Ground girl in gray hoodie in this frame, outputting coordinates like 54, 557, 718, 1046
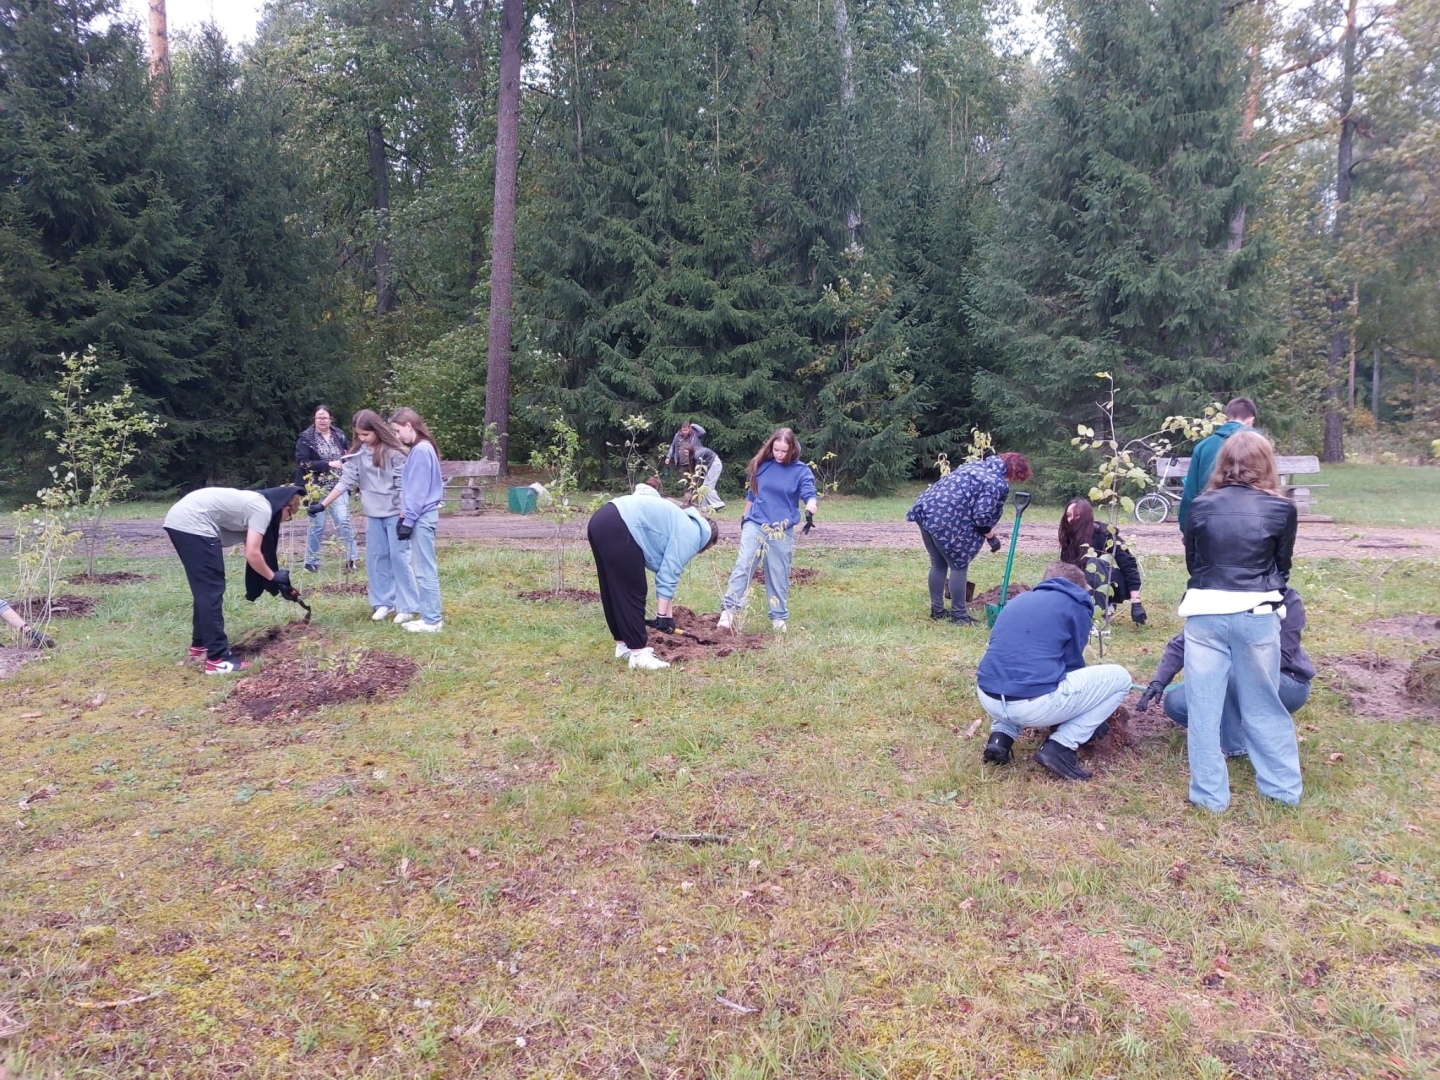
312, 410, 420, 623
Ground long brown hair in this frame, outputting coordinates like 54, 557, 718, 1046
1206, 429, 1281, 496
1058, 498, 1095, 565
388, 407, 438, 452
353, 409, 407, 468
747, 428, 801, 495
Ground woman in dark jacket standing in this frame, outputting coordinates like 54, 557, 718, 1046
1177, 429, 1301, 813
906, 452, 1031, 625
1058, 498, 1146, 624
295, 404, 358, 573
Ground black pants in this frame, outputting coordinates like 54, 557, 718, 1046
586, 502, 649, 650
166, 528, 230, 660
920, 527, 969, 620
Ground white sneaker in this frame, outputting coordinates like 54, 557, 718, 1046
614, 641, 632, 659
405, 620, 443, 633
371, 606, 393, 621
392, 611, 417, 624
771, 619, 787, 633
628, 647, 670, 671
717, 609, 734, 630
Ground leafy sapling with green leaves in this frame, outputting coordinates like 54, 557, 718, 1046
46, 348, 163, 578
531, 418, 607, 596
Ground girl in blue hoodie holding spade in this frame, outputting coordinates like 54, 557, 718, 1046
716, 427, 818, 633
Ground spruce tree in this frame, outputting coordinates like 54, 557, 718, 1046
973, 0, 1271, 469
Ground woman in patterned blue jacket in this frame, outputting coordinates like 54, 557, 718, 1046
906, 452, 1031, 625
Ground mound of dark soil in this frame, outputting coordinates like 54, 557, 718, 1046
1363, 614, 1440, 640
647, 605, 769, 662
231, 619, 322, 659
1080, 706, 1134, 758
970, 582, 1030, 607
311, 582, 369, 595
1320, 653, 1440, 723
1404, 648, 1440, 708
752, 567, 819, 587
68, 571, 149, 585
226, 636, 419, 721
18, 594, 97, 619
518, 588, 603, 603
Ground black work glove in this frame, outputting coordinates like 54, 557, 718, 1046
646, 615, 677, 634
1131, 601, 1147, 626
23, 626, 56, 649
1136, 682, 1164, 713
802, 510, 815, 535
307, 500, 325, 517
987, 534, 1002, 553
268, 567, 292, 597
396, 521, 414, 541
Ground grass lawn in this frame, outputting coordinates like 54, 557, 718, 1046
1, 536, 1437, 1078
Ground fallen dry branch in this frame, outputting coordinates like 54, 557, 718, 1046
651, 831, 731, 845
73, 990, 166, 1010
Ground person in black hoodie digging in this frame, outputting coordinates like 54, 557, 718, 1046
974, 561, 1132, 781
162, 486, 308, 673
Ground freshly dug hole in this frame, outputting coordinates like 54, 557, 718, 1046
226, 635, 419, 721
647, 605, 769, 662
18, 594, 97, 619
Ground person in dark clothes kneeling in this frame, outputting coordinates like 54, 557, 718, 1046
586, 492, 720, 671
975, 561, 1131, 781
163, 486, 306, 674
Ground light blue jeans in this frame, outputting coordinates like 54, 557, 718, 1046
366, 515, 419, 614
721, 520, 794, 620
305, 495, 358, 567
977, 664, 1131, 749
405, 508, 442, 625
1165, 673, 1311, 755
1182, 612, 1302, 812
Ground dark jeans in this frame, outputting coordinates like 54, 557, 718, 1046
166, 527, 231, 660
586, 502, 649, 650
920, 527, 969, 619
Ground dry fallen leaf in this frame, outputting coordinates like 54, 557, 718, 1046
1369, 869, 1403, 887
1328, 752, 1345, 763
1312, 995, 1329, 1016
398, 857, 411, 880
87, 693, 106, 709
1166, 858, 1189, 885
464, 847, 481, 859
958, 897, 976, 910
18, 712, 42, 720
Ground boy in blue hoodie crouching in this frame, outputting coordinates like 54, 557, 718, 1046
974, 561, 1131, 781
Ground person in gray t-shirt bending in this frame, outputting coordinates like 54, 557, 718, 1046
163, 486, 304, 673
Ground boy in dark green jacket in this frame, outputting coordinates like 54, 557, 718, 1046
1177, 397, 1256, 534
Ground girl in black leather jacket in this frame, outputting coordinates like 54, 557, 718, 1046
1176, 430, 1301, 813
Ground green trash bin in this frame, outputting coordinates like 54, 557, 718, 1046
507, 486, 538, 515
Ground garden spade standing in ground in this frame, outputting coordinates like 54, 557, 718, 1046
985, 491, 1032, 628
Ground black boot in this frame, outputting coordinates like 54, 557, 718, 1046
1082, 721, 1110, 746
930, 606, 947, 621
1035, 738, 1093, 781
982, 732, 1014, 765
952, 610, 978, 627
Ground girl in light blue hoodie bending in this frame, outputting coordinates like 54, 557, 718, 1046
390, 407, 445, 633
716, 427, 817, 633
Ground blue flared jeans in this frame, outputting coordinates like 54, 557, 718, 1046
721, 520, 794, 621
1182, 611, 1303, 812
366, 515, 419, 615
405, 508, 442, 625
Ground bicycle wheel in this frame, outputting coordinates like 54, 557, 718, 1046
1134, 493, 1169, 525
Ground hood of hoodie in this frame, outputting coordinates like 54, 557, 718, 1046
1030, 576, 1095, 612
244, 486, 302, 601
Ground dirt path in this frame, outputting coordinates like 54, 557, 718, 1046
18, 515, 1440, 561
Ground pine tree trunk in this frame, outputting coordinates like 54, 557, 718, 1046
832, 0, 861, 246
368, 124, 395, 316
1322, 0, 1359, 465
484, 0, 523, 471
148, 0, 168, 79
1227, 2, 1262, 252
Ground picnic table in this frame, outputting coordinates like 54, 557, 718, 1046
439, 459, 500, 512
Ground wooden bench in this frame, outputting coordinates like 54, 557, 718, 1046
1151, 454, 1329, 519
439, 459, 500, 512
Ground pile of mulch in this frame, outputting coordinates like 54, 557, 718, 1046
18, 595, 97, 619
1319, 653, 1440, 723
311, 582, 369, 596
752, 567, 819, 587
67, 571, 149, 586
1362, 614, 1440, 640
970, 582, 1030, 607
647, 605, 769, 662
518, 588, 603, 603
224, 630, 419, 721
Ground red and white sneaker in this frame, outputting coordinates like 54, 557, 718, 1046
188, 646, 206, 660
204, 657, 251, 675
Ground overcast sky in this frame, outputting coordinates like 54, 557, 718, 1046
120, 0, 266, 46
